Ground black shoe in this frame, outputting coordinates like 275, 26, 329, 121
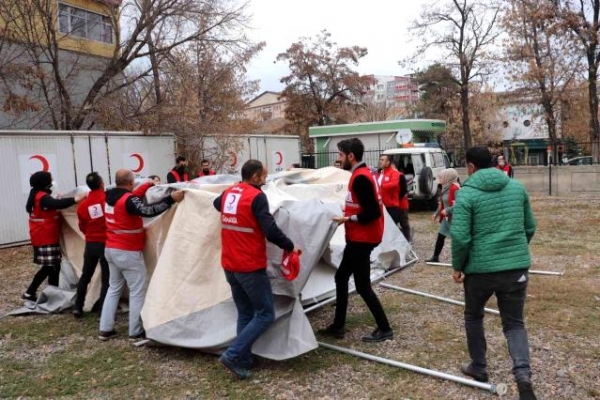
73, 308, 83, 319
318, 324, 345, 339
219, 355, 250, 380
361, 328, 393, 342
460, 363, 489, 382
98, 330, 118, 341
128, 331, 146, 342
21, 292, 37, 302
517, 381, 537, 400
426, 256, 440, 263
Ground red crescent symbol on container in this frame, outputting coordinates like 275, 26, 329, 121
29, 154, 50, 172
229, 152, 237, 167
275, 151, 283, 166
129, 153, 144, 173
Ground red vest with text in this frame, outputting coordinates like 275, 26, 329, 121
29, 191, 61, 246
171, 170, 189, 182
105, 193, 145, 251
379, 167, 400, 208
77, 189, 107, 243
220, 183, 267, 272
344, 166, 384, 244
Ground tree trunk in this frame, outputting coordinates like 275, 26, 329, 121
460, 84, 472, 150
587, 56, 600, 163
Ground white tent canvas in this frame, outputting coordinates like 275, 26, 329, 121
7, 167, 414, 361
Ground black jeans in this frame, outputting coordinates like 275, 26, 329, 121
74, 242, 109, 313
333, 242, 391, 331
27, 264, 60, 295
464, 269, 532, 383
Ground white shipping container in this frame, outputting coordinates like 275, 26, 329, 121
202, 135, 301, 175
0, 131, 175, 247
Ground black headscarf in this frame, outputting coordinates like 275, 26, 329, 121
26, 171, 52, 214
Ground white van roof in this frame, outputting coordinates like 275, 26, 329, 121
383, 147, 447, 155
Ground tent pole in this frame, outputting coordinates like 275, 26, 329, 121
426, 262, 564, 276
304, 257, 419, 314
379, 283, 500, 315
318, 342, 508, 396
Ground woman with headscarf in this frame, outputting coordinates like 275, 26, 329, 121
23, 171, 85, 302
427, 168, 461, 263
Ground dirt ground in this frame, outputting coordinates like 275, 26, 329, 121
0, 196, 599, 399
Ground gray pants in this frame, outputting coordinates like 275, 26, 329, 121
100, 248, 147, 337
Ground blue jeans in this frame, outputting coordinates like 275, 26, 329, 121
464, 269, 532, 383
223, 269, 275, 369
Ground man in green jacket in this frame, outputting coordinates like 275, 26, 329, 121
451, 147, 537, 400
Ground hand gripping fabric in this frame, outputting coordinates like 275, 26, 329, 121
281, 250, 301, 281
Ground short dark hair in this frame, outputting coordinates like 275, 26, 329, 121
148, 175, 159, 180
176, 155, 186, 163
201, 159, 209, 165
466, 146, 493, 169
241, 159, 264, 181
86, 172, 103, 190
337, 138, 364, 162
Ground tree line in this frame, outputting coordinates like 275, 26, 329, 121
0, 0, 598, 161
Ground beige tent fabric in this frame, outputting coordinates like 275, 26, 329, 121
141, 189, 230, 331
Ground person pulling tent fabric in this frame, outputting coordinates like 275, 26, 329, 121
23, 171, 86, 302
426, 168, 460, 263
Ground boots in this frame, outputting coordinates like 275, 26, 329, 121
427, 234, 446, 263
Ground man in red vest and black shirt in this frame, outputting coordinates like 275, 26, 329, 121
23, 171, 86, 302
378, 154, 412, 243
197, 159, 216, 177
213, 159, 298, 379
320, 138, 394, 343
166, 155, 189, 183
99, 169, 184, 341
73, 172, 109, 318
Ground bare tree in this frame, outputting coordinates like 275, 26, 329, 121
0, 0, 252, 130
502, 0, 583, 156
560, 0, 600, 162
409, 0, 501, 149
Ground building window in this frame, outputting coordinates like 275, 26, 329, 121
58, 3, 114, 44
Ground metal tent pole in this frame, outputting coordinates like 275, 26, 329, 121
318, 342, 508, 396
426, 262, 564, 276
379, 283, 500, 315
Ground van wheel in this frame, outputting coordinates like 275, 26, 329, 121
419, 167, 434, 196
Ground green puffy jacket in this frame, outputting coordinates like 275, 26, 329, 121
451, 168, 536, 274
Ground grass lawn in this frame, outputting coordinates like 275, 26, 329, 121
1, 196, 599, 399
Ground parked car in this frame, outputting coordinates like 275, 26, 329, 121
383, 146, 450, 210
565, 156, 593, 165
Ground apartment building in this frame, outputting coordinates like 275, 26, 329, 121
243, 91, 288, 133
365, 75, 419, 108
0, 0, 121, 128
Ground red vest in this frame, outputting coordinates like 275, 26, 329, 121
220, 183, 267, 272
29, 191, 61, 246
105, 193, 145, 251
344, 166, 384, 244
77, 189, 107, 243
170, 170, 188, 182
497, 164, 511, 176
379, 167, 400, 208
198, 170, 215, 177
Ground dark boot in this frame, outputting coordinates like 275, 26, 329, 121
427, 234, 446, 262
517, 381, 537, 400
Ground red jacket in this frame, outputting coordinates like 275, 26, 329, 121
29, 191, 60, 246
345, 167, 384, 244
219, 183, 267, 272
105, 182, 152, 251
77, 189, 107, 243
497, 164, 513, 177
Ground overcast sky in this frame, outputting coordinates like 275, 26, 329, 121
245, 0, 430, 94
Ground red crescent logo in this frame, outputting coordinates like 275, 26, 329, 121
275, 151, 283, 166
29, 154, 50, 172
229, 151, 238, 167
129, 153, 144, 173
